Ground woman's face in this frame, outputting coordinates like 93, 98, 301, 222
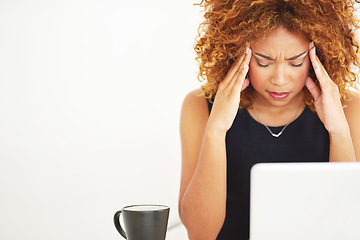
248, 27, 311, 108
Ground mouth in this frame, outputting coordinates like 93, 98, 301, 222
267, 91, 290, 100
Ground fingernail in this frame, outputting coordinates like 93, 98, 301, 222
246, 47, 249, 54
313, 47, 316, 55
310, 41, 314, 49
243, 63, 248, 69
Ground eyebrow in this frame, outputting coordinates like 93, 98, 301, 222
254, 51, 308, 61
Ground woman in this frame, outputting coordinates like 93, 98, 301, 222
179, 0, 360, 239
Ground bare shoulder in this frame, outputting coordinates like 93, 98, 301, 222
182, 88, 208, 110
179, 88, 210, 161
343, 91, 360, 120
181, 88, 209, 123
343, 91, 360, 161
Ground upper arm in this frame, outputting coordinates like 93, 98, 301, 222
343, 92, 360, 161
178, 88, 210, 213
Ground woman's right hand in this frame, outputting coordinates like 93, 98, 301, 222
206, 47, 252, 133
179, 47, 252, 239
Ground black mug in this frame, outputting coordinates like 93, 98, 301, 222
113, 204, 170, 240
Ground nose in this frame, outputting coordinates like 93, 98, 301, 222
270, 64, 289, 86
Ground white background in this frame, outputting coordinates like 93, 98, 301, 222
0, 0, 203, 239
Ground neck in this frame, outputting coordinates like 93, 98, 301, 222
253, 91, 305, 114
249, 92, 306, 127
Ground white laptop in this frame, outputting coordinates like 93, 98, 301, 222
249, 162, 360, 240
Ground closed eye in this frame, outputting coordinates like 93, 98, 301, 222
291, 62, 303, 67
257, 62, 270, 68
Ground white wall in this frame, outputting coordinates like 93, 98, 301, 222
0, 0, 203, 239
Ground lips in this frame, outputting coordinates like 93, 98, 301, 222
268, 91, 290, 100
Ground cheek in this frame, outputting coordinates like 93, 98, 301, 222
248, 67, 260, 88
295, 62, 310, 86
248, 60, 264, 85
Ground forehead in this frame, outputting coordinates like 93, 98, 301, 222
251, 27, 309, 55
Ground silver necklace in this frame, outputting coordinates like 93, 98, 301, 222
252, 104, 302, 138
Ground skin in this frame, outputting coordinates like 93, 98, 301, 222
247, 28, 310, 126
179, 27, 360, 239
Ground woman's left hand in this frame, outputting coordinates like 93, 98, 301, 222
305, 42, 349, 134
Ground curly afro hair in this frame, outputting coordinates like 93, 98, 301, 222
195, 0, 360, 109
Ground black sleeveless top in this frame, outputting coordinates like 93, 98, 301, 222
206, 101, 330, 240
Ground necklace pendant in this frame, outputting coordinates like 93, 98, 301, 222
252, 105, 298, 138
272, 132, 282, 138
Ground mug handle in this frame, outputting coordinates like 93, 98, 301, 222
113, 210, 127, 239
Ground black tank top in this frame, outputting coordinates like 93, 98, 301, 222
206, 101, 330, 240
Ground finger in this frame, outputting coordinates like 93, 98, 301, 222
305, 76, 321, 102
231, 49, 252, 92
222, 48, 247, 87
308, 43, 331, 89
241, 78, 250, 91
